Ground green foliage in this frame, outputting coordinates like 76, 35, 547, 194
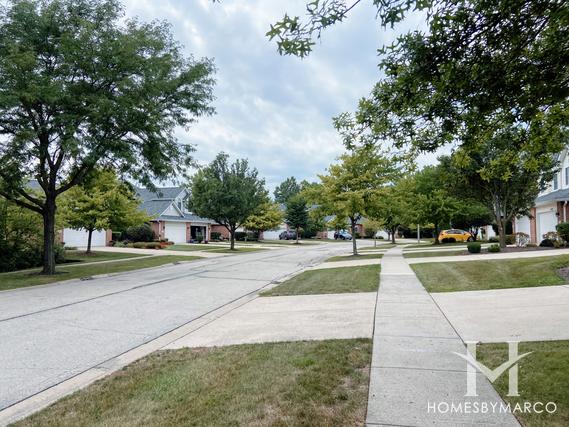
273, 177, 301, 204
0, 0, 215, 273
467, 242, 481, 254
284, 196, 309, 240
0, 197, 65, 272
244, 202, 283, 233
556, 222, 569, 243
189, 153, 267, 249
307, 146, 402, 252
210, 232, 222, 241
60, 170, 149, 250
124, 224, 155, 243
488, 244, 501, 253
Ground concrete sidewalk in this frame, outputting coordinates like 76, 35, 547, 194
366, 247, 519, 426
165, 292, 376, 348
433, 285, 569, 343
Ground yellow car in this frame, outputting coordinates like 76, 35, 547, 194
438, 229, 474, 243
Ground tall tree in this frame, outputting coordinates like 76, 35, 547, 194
274, 177, 301, 204
243, 201, 284, 239
189, 153, 267, 250
412, 166, 461, 244
60, 170, 149, 253
0, 0, 215, 274
442, 136, 553, 247
284, 195, 309, 244
307, 147, 401, 255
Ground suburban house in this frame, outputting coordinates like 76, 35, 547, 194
137, 187, 214, 244
514, 148, 569, 243
61, 186, 214, 247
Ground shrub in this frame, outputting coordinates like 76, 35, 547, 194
144, 242, 162, 249
488, 244, 501, 252
377, 235, 385, 240
467, 242, 481, 253
132, 242, 146, 248
354, 232, 361, 239
527, 243, 538, 248
234, 231, 247, 241
488, 236, 499, 243
556, 222, 569, 243
539, 239, 555, 247
211, 231, 222, 241
196, 233, 204, 243
112, 232, 122, 242
124, 224, 155, 242
505, 234, 515, 245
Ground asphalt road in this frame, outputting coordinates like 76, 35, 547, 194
0, 241, 356, 411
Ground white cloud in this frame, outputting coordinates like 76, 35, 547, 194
123, 1, 435, 192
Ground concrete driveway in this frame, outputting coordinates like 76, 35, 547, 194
432, 284, 569, 342
0, 241, 362, 412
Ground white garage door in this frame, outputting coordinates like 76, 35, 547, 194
516, 216, 531, 235
164, 221, 187, 243
538, 211, 557, 240
63, 228, 106, 248
262, 228, 287, 240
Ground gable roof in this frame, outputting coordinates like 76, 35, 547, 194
536, 188, 569, 205
136, 187, 185, 203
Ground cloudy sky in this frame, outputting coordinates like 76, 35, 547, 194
123, 0, 432, 192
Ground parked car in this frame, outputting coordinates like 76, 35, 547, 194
279, 230, 297, 240
438, 229, 473, 243
334, 230, 353, 240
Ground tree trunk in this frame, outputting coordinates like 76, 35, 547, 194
391, 227, 396, 244
296, 227, 299, 244
86, 228, 94, 254
230, 227, 236, 250
497, 219, 507, 248
351, 219, 358, 255
433, 223, 440, 244
42, 197, 57, 275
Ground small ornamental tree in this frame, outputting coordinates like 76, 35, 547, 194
0, 0, 215, 274
189, 153, 267, 250
60, 170, 149, 253
284, 195, 309, 244
307, 147, 401, 255
243, 201, 284, 239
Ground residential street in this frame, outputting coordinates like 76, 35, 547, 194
0, 242, 355, 411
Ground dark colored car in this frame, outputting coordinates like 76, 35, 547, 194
279, 230, 297, 240
334, 230, 353, 240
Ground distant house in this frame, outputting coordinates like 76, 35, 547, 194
137, 187, 214, 244
514, 148, 569, 243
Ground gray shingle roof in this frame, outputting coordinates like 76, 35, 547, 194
136, 187, 185, 202
535, 188, 569, 204
139, 200, 173, 217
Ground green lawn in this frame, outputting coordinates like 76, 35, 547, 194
412, 255, 569, 292
360, 244, 396, 251
0, 255, 198, 291
15, 339, 372, 427
404, 242, 475, 250
403, 250, 466, 258
207, 247, 266, 253
166, 245, 264, 253
63, 250, 145, 263
326, 253, 383, 262
261, 264, 380, 296
478, 340, 569, 427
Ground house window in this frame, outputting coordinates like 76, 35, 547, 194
565, 167, 569, 186
553, 174, 559, 190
